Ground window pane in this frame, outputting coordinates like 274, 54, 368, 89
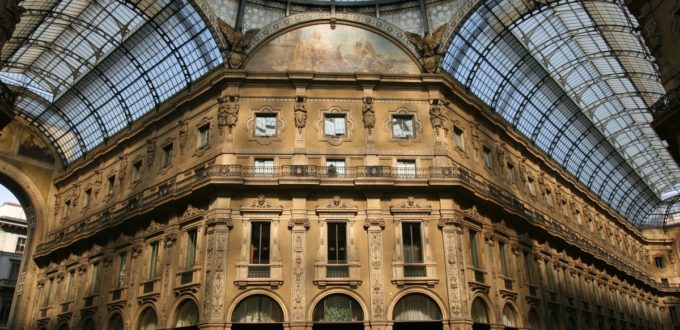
469, 230, 480, 268
327, 222, 347, 263
250, 222, 270, 264
254, 159, 274, 176
186, 230, 197, 267
117, 254, 126, 288
326, 159, 346, 177
149, 243, 158, 279
397, 160, 416, 178
324, 115, 346, 136
402, 222, 423, 263
393, 115, 414, 138
255, 114, 277, 136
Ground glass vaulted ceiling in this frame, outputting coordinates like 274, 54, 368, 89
443, 0, 680, 228
0, 0, 222, 163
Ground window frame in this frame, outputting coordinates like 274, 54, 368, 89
254, 158, 275, 177
324, 113, 347, 137
162, 143, 174, 168
326, 159, 346, 177
453, 126, 464, 150
254, 113, 278, 137
197, 123, 211, 148
107, 175, 116, 196
392, 114, 415, 139
396, 159, 417, 179
14, 237, 26, 253
482, 146, 493, 169
132, 160, 143, 181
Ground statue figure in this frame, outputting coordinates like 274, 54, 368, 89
218, 19, 259, 69
405, 24, 447, 73
218, 96, 239, 133
294, 96, 306, 132
429, 99, 446, 132
178, 120, 188, 150
146, 138, 155, 167
118, 156, 127, 181
0, 0, 24, 60
362, 97, 375, 134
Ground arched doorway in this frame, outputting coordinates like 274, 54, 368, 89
108, 313, 124, 330
138, 307, 158, 330
79, 318, 96, 330
471, 298, 491, 330
502, 304, 519, 330
312, 294, 363, 330
527, 309, 542, 330
175, 299, 199, 329
392, 293, 443, 330
566, 315, 577, 330
231, 294, 284, 330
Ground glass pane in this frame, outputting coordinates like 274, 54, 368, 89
393, 294, 442, 321
255, 114, 277, 136
324, 115, 346, 136
186, 230, 197, 267
175, 300, 199, 327
396, 160, 416, 178
327, 222, 347, 263
392, 115, 414, 138
250, 222, 270, 264
402, 222, 423, 263
232, 295, 283, 323
313, 294, 363, 322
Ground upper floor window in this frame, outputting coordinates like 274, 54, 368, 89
402, 222, 425, 277
396, 160, 416, 178
64, 199, 72, 217
655, 256, 666, 269
198, 124, 210, 148
483, 146, 493, 168
133, 160, 142, 181
15, 237, 26, 253
9, 261, 20, 281
249, 221, 271, 278
117, 253, 127, 288
185, 229, 197, 268
162, 143, 174, 168
523, 252, 534, 285
90, 263, 99, 295
392, 115, 414, 138
527, 176, 536, 196
148, 242, 159, 280
327, 222, 347, 265
326, 159, 346, 177
506, 163, 515, 183
254, 158, 274, 177
324, 114, 346, 137
83, 188, 91, 208
107, 175, 116, 195
453, 126, 464, 150
66, 271, 74, 300
255, 113, 277, 137
499, 241, 510, 278
545, 189, 553, 207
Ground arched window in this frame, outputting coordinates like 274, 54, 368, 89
393, 293, 442, 330
232, 295, 284, 323
109, 314, 124, 330
175, 300, 199, 327
528, 309, 542, 330
471, 298, 490, 330
79, 318, 95, 330
138, 308, 158, 330
58, 324, 69, 330
502, 304, 519, 329
313, 294, 363, 322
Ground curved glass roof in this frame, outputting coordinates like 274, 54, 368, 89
1, 0, 223, 163
442, 0, 680, 227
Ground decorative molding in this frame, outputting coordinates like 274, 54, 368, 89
246, 106, 284, 145
178, 204, 206, 224
384, 107, 424, 146
314, 105, 355, 146
390, 196, 432, 214
316, 196, 359, 215
294, 95, 307, 133
218, 95, 239, 134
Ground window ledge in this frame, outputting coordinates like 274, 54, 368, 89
313, 278, 362, 289
234, 278, 283, 289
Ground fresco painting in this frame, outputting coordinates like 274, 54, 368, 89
246, 24, 421, 74
0, 122, 18, 152
18, 130, 55, 164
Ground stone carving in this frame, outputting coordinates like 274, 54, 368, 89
368, 228, 385, 319
294, 96, 307, 132
401, 196, 426, 208
251, 195, 272, 208
291, 230, 305, 320
203, 233, 215, 318
326, 195, 347, 208
178, 120, 188, 151
641, 15, 665, 72
53, 193, 61, 215
181, 204, 205, 219
146, 139, 155, 167
429, 99, 447, 132
443, 230, 463, 317
0, 0, 24, 60
362, 97, 375, 134
118, 156, 127, 181
218, 96, 239, 134
212, 233, 226, 318
93, 169, 102, 195
405, 24, 447, 73
218, 19, 259, 68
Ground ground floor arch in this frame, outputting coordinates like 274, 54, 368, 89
231, 294, 285, 330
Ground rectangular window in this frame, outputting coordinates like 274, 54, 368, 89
254, 158, 274, 177
392, 115, 414, 138
162, 144, 174, 168
396, 160, 416, 178
324, 114, 346, 136
43, 278, 53, 306
527, 177, 536, 196
499, 241, 510, 277
90, 263, 99, 295
133, 160, 142, 181
506, 163, 515, 182
66, 271, 74, 300
255, 113, 277, 136
107, 176, 115, 195
670, 306, 680, 326
453, 127, 464, 149
83, 188, 91, 208
545, 189, 553, 206
186, 229, 197, 268
483, 146, 493, 168
9, 261, 20, 281
64, 200, 71, 217
469, 230, 481, 269
326, 159, 346, 177
15, 237, 26, 253
327, 222, 347, 264
560, 200, 568, 215
655, 256, 666, 269
198, 124, 210, 148
117, 253, 127, 288
523, 252, 533, 284
148, 242, 159, 280
402, 222, 425, 277
250, 222, 271, 264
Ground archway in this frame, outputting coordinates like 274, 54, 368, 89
138, 307, 158, 330
312, 294, 363, 330
174, 299, 199, 329
527, 309, 542, 330
502, 304, 519, 330
108, 313, 124, 330
79, 317, 96, 330
471, 298, 491, 330
565, 315, 577, 330
231, 294, 284, 330
392, 293, 443, 330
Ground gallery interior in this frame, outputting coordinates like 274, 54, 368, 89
0, 0, 680, 329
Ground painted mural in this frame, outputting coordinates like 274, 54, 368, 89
18, 130, 55, 164
246, 24, 421, 74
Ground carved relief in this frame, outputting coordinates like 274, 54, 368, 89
218, 96, 239, 134
368, 227, 385, 319
294, 96, 307, 132
429, 99, 447, 133
405, 24, 447, 73
291, 229, 306, 320
178, 120, 188, 152
251, 195, 272, 208
118, 156, 127, 182
146, 139, 156, 167
362, 97, 375, 134
218, 19, 259, 68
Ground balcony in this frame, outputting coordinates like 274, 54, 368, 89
247, 265, 271, 278
403, 264, 427, 277
174, 267, 201, 295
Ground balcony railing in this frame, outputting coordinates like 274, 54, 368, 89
404, 264, 427, 277
326, 265, 349, 278
247, 265, 270, 278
